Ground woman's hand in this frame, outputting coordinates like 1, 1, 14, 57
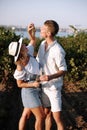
28, 23, 36, 39
27, 23, 36, 46
33, 81, 40, 88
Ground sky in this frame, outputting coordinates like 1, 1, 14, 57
0, 0, 87, 28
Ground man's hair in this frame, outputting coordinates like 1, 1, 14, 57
44, 20, 59, 36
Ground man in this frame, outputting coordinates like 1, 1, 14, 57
36, 20, 67, 130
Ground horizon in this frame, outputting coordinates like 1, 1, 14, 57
0, 0, 87, 29
1, 24, 87, 30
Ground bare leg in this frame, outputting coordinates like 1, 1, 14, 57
44, 108, 52, 130
31, 106, 45, 130
52, 111, 64, 130
19, 108, 31, 130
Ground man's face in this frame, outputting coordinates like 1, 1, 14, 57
40, 25, 49, 38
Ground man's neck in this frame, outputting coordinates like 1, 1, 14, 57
45, 37, 55, 51
46, 37, 55, 45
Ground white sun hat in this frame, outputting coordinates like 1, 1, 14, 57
8, 37, 23, 62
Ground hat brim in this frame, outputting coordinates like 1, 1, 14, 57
14, 37, 23, 62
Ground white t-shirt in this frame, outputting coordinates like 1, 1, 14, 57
14, 44, 39, 81
14, 56, 40, 81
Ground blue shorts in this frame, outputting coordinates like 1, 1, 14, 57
21, 87, 42, 108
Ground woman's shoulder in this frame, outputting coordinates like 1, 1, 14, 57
16, 65, 23, 71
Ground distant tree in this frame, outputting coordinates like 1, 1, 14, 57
69, 25, 78, 36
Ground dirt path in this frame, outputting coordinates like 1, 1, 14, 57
62, 82, 87, 130
0, 82, 87, 130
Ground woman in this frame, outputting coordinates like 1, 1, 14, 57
8, 24, 45, 130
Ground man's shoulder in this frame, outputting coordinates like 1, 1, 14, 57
53, 41, 66, 54
55, 41, 64, 49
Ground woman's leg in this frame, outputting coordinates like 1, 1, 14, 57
31, 106, 45, 130
19, 108, 31, 130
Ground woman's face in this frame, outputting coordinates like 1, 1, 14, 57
16, 44, 28, 66
20, 44, 28, 53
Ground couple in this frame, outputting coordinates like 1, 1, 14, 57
8, 20, 67, 130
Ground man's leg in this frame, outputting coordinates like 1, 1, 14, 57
44, 108, 52, 130
52, 111, 64, 130
40, 88, 52, 130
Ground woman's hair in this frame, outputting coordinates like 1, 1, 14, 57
44, 20, 59, 36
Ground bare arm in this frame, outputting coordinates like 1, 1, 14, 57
17, 79, 40, 88
40, 70, 67, 81
15, 61, 40, 88
27, 23, 36, 47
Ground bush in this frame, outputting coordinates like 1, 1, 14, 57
57, 32, 87, 82
0, 27, 19, 87
0, 27, 87, 89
